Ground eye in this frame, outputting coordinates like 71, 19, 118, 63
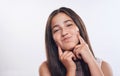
67, 24, 73, 27
53, 29, 60, 33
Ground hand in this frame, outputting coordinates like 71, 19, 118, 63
58, 45, 76, 72
73, 33, 95, 64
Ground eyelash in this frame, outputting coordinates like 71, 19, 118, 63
53, 29, 60, 33
53, 24, 73, 33
67, 24, 72, 27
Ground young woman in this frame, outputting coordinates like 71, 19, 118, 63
39, 7, 113, 76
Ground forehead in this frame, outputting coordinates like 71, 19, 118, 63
51, 12, 73, 26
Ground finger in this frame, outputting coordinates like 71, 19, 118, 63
73, 45, 82, 54
73, 45, 81, 52
72, 54, 77, 61
64, 52, 76, 60
77, 33, 85, 44
76, 53, 82, 59
61, 51, 69, 58
63, 52, 73, 59
74, 50, 82, 59
58, 45, 63, 57
70, 53, 77, 61
73, 45, 82, 59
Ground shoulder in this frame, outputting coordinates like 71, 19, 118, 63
101, 60, 113, 76
39, 61, 51, 76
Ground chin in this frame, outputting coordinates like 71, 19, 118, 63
63, 44, 76, 51
62, 41, 79, 51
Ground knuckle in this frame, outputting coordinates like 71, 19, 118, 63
69, 51, 72, 54
59, 56, 63, 61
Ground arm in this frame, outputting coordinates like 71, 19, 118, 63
87, 58, 104, 76
73, 33, 113, 76
58, 45, 76, 76
39, 61, 51, 76
101, 61, 113, 76
88, 59, 113, 76
39, 61, 76, 76
66, 69, 76, 76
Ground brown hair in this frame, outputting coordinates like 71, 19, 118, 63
45, 7, 95, 76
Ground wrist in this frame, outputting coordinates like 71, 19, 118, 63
86, 56, 95, 64
67, 68, 76, 72
66, 69, 76, 76
87, 58, 98, 68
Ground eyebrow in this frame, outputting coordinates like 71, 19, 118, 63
52, 19, 73, 30
52, 25, 59, 30
64, 19, 73, 23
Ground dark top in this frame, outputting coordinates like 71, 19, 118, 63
75, 60, 84, 76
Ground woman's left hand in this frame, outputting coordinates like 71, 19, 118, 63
73, 33, 95, 64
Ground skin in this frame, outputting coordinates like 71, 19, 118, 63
51, 12, 79, 51
39, 13, 113, 76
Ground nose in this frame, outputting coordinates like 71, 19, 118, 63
61, 28, 68, 37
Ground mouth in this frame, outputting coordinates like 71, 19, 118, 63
62, 36, 72, 42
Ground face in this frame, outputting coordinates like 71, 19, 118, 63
51, 12, 79, 51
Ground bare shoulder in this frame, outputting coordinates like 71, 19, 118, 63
101, 60, 113, 76
39, 61, 51, 76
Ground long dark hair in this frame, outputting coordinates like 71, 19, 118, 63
45, 7, 95, 76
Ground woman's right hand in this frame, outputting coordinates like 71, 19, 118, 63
58, 45, 76, 72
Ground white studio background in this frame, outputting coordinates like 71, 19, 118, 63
0, 0, 120, 76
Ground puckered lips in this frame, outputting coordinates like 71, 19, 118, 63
62, 36, 72, 42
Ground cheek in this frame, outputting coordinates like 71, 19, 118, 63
70, 25, 79, 34
53, 34, 61, 45
71, 29, 78, 36
70, 28, 79, 41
